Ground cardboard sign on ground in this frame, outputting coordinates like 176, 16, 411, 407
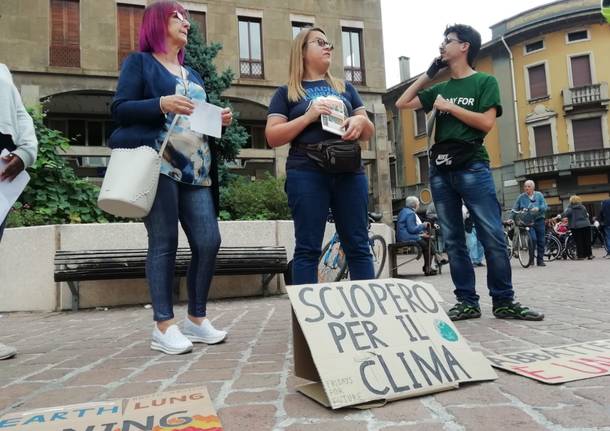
288, 278, 497, 409
0, 386, 222, 431
487, 339, 610, 384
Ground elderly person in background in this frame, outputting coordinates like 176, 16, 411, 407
561, 195, 593, 260
0, 63, 39, 360
397, 196, 442, 275
512, 180, 548, 266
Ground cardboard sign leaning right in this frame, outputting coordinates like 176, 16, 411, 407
288, 278, 497, 409
487, 339, 610, 383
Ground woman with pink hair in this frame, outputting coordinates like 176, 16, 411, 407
110, 1, 232, 355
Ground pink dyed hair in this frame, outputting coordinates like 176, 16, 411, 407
139, 0, 188, 64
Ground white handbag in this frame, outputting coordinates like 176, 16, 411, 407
97, 115, 179, 218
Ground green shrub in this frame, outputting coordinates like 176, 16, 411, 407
220, 174, 291, 220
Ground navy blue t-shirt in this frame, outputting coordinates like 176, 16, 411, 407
267, 80, 365, 170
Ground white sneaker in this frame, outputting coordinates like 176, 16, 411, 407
182, 318, 227, 344
0, 343, 16, 360
151, 324, 193, 355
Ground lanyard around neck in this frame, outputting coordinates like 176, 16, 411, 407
179, 66, 189, 98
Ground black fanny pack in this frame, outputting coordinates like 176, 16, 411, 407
300, 139, 361, 173
428, 139, 483, 171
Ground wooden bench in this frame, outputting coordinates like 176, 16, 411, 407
54, 246, 288, 311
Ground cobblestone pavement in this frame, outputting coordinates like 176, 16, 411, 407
1, 248, 609, 430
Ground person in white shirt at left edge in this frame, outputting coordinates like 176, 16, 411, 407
0, 63, 39, 360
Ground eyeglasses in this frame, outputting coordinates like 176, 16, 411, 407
307, 38, 334, 50
441, 37, 463, 46
171, 10, 190, 25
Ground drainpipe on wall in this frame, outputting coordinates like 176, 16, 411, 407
501, 36, 522, 156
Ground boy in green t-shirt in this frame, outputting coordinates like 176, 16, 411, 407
396, 24, 544, 322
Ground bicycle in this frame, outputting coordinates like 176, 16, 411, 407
545, 230, 577, 260
503, 208, 534, 268
318, 212, 387, 282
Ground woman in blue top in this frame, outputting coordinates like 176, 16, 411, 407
266, 27, 375, 285
110, 1, 232, 355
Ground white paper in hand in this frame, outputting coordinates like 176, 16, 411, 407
189, 100, 223, 138
0, 149, 31, 224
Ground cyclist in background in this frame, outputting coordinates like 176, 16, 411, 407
512, 180, 548, 267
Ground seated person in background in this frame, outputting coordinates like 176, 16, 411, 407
397, 196, 444, 276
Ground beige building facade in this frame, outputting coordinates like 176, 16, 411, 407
0, 0, 392, 222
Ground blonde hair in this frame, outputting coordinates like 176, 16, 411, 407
569, 195, 582, 205
287, 27, 345, 102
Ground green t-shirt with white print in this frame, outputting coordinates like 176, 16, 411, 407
418, 72, 502, 163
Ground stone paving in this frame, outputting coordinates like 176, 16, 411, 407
1, 248, 610, 430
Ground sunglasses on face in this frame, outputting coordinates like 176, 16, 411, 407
307, 38, 334, 50
171, 10, 190, 24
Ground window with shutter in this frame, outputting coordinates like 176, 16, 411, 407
533, 124, 553, 157
570, 55, 592, 88
117, 4, 144, 68
527, 64, 548, 99
49, 0, 80, 67
572, 118, 603, 151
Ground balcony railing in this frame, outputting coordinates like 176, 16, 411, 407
563, 82, 609, 111
515, 154, 559, 176
570, 148, 610, 169
514, 148, 610, 178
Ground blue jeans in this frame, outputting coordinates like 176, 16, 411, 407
429, 162, 514, 306
466, 227, 484, 264
286, 169, 374, 284
143, 175, 221, 322
529, 218, 546, 263
604, 226, 610, 253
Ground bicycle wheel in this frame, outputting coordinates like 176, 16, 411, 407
318, 239, 348, 282
517, 229, 533, 268
544, 234, 561, 262
369, 234, 387, 278
565, 235, 577, 260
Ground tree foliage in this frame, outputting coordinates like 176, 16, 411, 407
183, 18, 249, 166
7, 111, 111, 227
